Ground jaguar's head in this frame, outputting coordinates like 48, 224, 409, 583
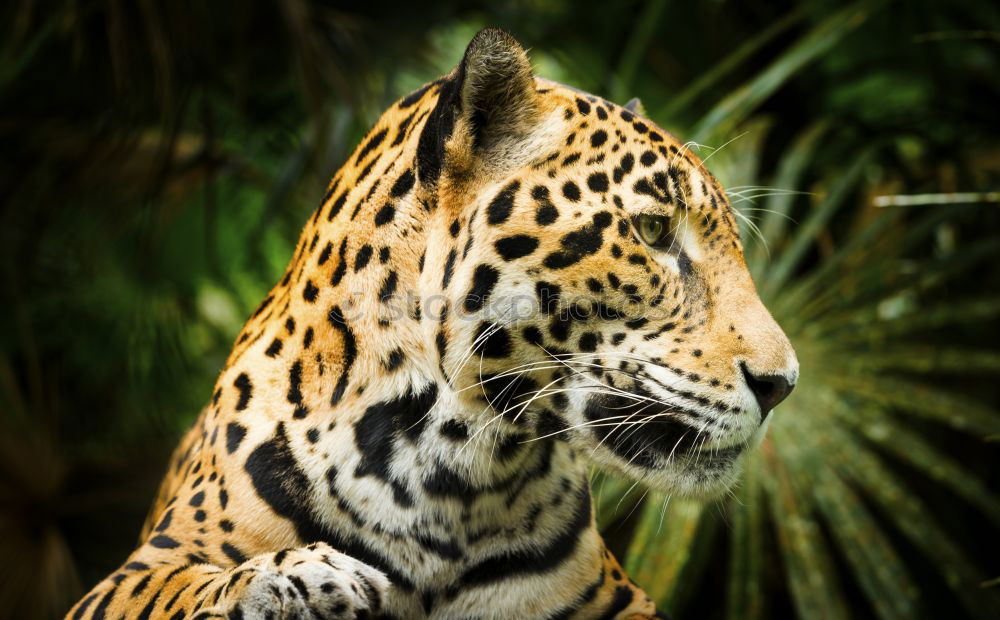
424, 29, 798, 497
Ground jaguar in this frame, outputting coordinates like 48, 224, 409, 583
68, 28, 798, 619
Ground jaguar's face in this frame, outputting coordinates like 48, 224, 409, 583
435, 33, 797, 497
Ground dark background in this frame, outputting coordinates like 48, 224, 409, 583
1, 1, 998, 618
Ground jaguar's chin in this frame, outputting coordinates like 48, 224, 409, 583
648, 416, 771, 498
652, 444, 748, 498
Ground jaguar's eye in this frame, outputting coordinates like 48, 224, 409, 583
634, 214, 672, 248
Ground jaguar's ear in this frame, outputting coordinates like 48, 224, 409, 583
624, 97, 647, 116
448, 29, 539, 168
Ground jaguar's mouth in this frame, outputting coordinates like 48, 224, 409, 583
581, 388, 752, 485
583, 392, 716, 467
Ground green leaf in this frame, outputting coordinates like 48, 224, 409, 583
658, 6, 806, 122
842, 408, 1000, 525
772, 208, 900, 316
828, 430, 1000, 617
691, 2, 880, 142
811, 468, 920, 619
764, 448, 851, 620
777, 205, 998, 325
800, 237, 1000, 328
747, 120, 831, 281
609, 0, 668, 103
593, 471, 644, 530
726, 456, 768, 620
624, 495, 706, 608
760, 146, 878, 299
826, 375, 1000, 437
852, 297, 1000, 339
0, 10, 61, 90
841, 348, 1000, 375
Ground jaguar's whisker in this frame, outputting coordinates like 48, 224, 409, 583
700, 131, 749, 164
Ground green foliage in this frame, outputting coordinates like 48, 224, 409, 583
1, 0, 998, 618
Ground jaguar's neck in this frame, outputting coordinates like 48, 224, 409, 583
340, 368, 590, 527
216, 79, 593, 544
310, 368, 598, 597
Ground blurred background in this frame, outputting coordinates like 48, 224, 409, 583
1, 0, 998, 618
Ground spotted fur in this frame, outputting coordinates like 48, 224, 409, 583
69, 29, 797, 620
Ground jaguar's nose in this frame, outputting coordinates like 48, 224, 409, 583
741, 363, 795, 418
